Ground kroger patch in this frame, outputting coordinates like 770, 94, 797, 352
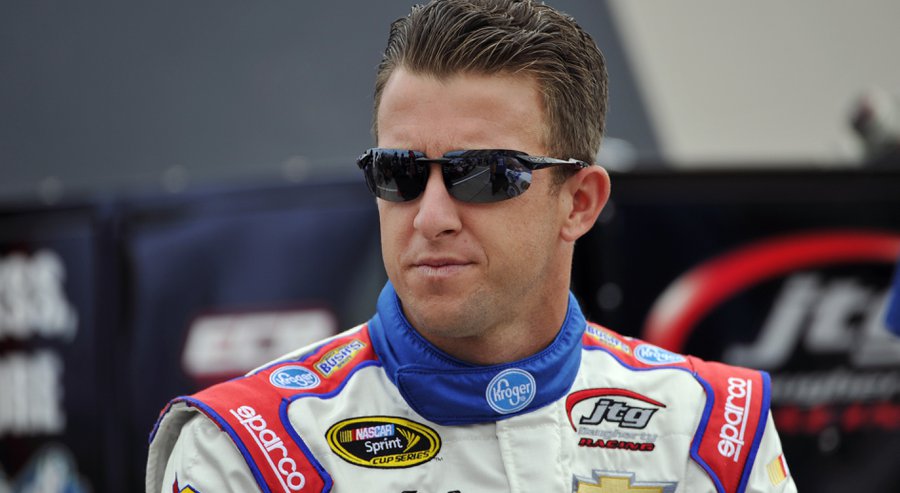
486, 368, 536, 414
269, 365, 321, 390
634, 344, 686, 366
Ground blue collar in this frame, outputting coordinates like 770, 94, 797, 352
367, 282, 585, 425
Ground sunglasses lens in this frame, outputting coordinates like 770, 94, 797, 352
363, 149, 428, 202
444, 151, 532, 203
359, 149, 544, 204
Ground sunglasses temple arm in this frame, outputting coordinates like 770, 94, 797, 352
525, 158, 590, 170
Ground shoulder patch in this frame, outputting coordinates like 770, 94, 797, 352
689, 357, 771, 493
583, 323, 692, 370
250, 325, 379, 396
583, 324, 632, 355
312, 338, 369, 378
161, 325, 379, 493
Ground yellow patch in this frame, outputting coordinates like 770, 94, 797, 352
573, 471, 676, 493
325, 416, 441, 468
767, 454, 790, 485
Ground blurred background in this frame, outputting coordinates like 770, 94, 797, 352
1, 0, 899, 491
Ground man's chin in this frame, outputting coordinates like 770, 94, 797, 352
401, 299, 481, 339
401, 273, 472, 301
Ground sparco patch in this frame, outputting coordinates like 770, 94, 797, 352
325, 416, 441, 469
717, 377, 752, 461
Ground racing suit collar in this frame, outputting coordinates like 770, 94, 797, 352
368, 282, 585, 425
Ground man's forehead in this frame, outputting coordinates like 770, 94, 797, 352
376, 68, 547, 153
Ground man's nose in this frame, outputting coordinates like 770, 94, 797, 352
413, 163, 462, 239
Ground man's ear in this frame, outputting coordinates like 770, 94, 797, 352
560, 165, 611, 243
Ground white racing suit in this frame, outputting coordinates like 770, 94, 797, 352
147, 283, 798, 492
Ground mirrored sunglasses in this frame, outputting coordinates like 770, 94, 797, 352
356, 148, 589, 203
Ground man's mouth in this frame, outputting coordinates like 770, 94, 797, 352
412, 258, 473, 276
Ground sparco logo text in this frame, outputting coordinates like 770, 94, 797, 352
230, 405, 306, 491
718, 377, 752, 461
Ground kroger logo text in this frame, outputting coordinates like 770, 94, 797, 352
269, 366, 321, 390
635, 344, 686, 366
486, 369, 536, 414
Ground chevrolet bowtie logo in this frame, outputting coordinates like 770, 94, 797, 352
573, 471, 677, 493
172, 478, 200, 493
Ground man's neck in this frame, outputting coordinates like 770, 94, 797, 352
416, 297, 570, 366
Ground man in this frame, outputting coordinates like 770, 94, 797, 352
147, 1, 797, 492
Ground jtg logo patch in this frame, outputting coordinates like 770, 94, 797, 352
486, 368, 536, 414
566, 389, 664, 452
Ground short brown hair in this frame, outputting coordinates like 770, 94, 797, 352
373, 0, 608, 166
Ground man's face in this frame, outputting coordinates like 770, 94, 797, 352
375, 68, 574, 345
